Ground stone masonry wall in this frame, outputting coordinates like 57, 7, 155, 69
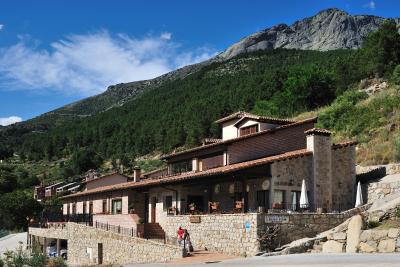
331, 146, 356, 209
307, 134, 333, 211
162, 213, 259, 256
259, 213, 346, 246
161, 212, 347, 256
29, 223, 183, 265
321, 215, 400, 253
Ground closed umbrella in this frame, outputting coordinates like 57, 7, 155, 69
355, 181, 363, 207
300, 179, 309, 209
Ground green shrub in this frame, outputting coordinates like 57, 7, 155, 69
395, 207, 400, 218
48, 257, 67, 267
2, 245, 48, 267
394, 138, 400, 161
367, 220, 381, 229
391, 65, 400, 85
27, 251, 48, 267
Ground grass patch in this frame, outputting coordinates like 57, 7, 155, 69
375, 219, 400, 230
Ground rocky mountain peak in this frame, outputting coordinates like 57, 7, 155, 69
218, 8, 399, 60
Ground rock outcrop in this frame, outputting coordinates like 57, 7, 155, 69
218, 8, 400, 60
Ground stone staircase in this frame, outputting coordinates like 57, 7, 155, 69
144, 223, 166, 242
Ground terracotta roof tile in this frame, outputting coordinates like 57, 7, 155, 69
304, 128, 332, 136
332, 140, 358, 149
83, 172, 129, 184
214, 111, 294, 125
161, 117, 317, 159
202, 138, 223, 145
61, 149, 313, 199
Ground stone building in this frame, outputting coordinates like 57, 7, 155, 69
29, 111, 358, 264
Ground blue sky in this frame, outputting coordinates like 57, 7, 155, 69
0, 0, 399, 125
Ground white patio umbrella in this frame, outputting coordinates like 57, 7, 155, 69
355, 181, 363, 207
299, 179, 309, 209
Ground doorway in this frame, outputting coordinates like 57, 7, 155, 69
98, 243, 103, 264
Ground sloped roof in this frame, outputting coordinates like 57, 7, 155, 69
215, 111, 294, 125
83, 172, 129, 184
332, 140, 358, 149
161, 117, 317, 159
61, 149, 313, 199
304, 128, 332, 136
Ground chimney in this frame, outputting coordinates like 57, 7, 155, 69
133, 166, 141, 182
305, 128, 332, 212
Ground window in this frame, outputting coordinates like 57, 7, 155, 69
239, 125, 258, 136
112, 199, 122, 214
66, 204, 70, 216
164, 196, 173, 211
102, 200, 107, 213
171, 160, 192, 174
83, 202, 87, 214
200, 153, 224, 171
272, 190, 285, 209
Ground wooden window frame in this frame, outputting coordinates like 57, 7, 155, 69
239, 124, 259, 136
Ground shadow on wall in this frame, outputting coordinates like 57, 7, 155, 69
357, 167, 386, 203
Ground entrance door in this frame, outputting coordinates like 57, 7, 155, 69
98, 243, 103, 264
151, 197, 157, 223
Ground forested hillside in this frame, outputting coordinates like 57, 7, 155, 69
0, 21, 399, 183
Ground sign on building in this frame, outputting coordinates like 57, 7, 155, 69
265, 215, 289, 224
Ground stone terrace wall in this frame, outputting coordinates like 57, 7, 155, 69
259, 213, 346, 246
29, 223, 183, 265
365, 174, 400, 203
162, 213, 259, 256
162, 212, 348, 256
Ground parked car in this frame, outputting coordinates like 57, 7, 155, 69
46, 242, 67, 259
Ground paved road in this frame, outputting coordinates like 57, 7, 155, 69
125, 253, 400, 266
0, 232, 27, 255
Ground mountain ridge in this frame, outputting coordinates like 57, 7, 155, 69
218, 8, 400, 59
2, 8, 398, 131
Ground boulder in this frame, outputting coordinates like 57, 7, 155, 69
322, 240, 344, 253
359, 241, 377, 253
388, 228, 400, 238
360, 230, 388, 241
346, 215, 363, 253
368, 192, 400, 221
378, 239, 396, 253
332, 232, 347, 241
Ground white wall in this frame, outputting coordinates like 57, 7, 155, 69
221, 120, 238, 140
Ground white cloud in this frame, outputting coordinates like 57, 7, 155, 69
0, 116, 22, 126
0, 31, 216, 96
0, 25, 3, 31
160, 32, 172, 40
364, 1, 376, 10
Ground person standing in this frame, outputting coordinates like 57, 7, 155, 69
183, 229, 193, 253
177, 226, 184, 246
